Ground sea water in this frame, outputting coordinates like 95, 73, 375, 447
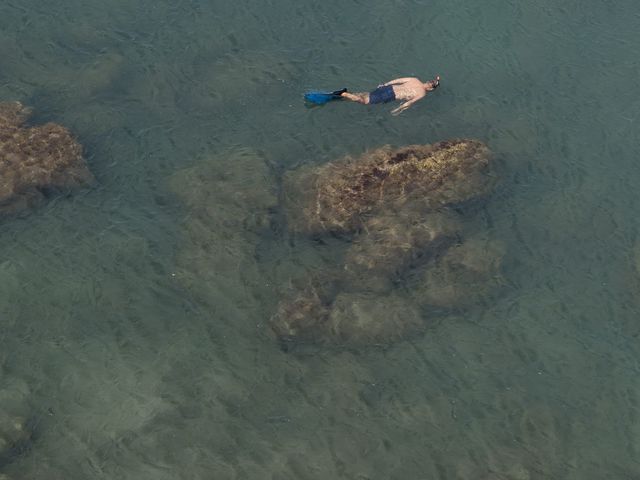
0, 0, 639, 478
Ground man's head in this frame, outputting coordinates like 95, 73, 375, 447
425, 75, 440, 91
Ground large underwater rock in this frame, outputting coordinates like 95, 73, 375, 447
272, 139, 503, 347
283, 139, 495, 235
0, 102, 94, 216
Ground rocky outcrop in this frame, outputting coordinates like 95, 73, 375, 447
0, 102, 94, 216
282, 140, 495, 235
272, 139, 503, 347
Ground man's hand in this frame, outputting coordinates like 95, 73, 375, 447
391, 97, 418, 115
391, 104, 409, 115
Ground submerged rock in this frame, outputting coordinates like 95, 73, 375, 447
283, 139, 495, 235
326, 292, 424, 345
0, 101, 94, 216
0, 379, 32, 469
343, 211, 461, 293
272, 139, 501, 347
271, 284, 424, 347
270, 280, 334, 343
408, 235, 505, 309
170, 148, 277, 322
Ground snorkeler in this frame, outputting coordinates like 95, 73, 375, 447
340, 75, 440, 115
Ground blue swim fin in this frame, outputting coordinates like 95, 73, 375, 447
304, 88, 347, 105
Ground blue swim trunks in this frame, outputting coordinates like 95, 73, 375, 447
368, 85, 396, 104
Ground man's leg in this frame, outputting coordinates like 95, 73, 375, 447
341, 92, 369, 104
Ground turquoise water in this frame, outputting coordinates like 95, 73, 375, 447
1, 0, 640, 478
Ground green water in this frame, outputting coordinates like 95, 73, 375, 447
1, 0, 639, 478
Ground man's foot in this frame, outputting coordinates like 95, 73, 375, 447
332, 88, 347, 96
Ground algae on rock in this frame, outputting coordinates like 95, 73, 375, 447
283, 140, 495, 235
0, 101, 94, 217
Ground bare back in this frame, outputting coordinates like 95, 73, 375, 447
390, 78, 427, 102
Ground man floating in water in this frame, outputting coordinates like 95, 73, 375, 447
340, 75, 440, 115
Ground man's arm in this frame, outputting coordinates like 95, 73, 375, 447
391, 97, 420, 115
